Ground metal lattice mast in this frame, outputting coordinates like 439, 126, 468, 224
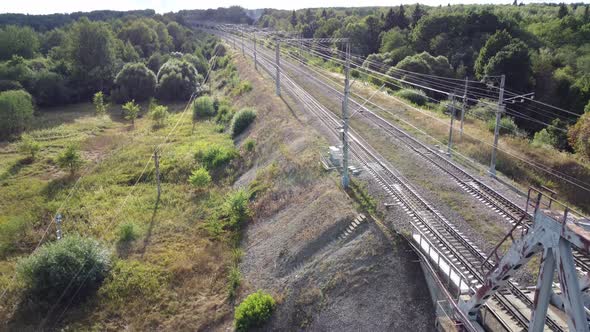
341, 41, 351, 189
275, 40, 281, 96
447, 94, 456, 155
489, 74, 505, 176
253, 34, 257, 71
460, 77, 468, 139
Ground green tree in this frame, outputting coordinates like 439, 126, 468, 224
57, 144, 84, 175
483, 40, 531, 92
290, 10, 298, 27
67, 18, 116, 97
93, 91, 107, 115
29, 70, 70, 107
558, 3, 569, 19
0, 90, 34, 140
568, 102, 590, 159
122, 100, 140, 126
150, 104, 169, 128
118, 20, 159, 58
0, 25, 39, 60
112, 63, 157, 103
380, 28, 408, 53
156, 59, 201, 101
188, 167, 211, 189
411, 4, 426, 27
475, 30, 512, 79
155, 22, 173, 53
18, 134, 40, 160
167, 22, 185, 51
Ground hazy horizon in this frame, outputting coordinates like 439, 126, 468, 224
1, 0, 587, 15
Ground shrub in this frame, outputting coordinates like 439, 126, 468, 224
0, 216, 27, 257
112, 63, 157, 103
150, 104, 169, 128
532, 128, 554, 148
568, 103, 590, 159
18, 134, 41, 160
118, 222, 138, 243
234, 291, 276, 331
99, 260, 167, 306
394, 88, 428, 106
213, 43, 227, 57
233, 81, 252, 96
467, 99, 496, 121
230, 108, 257, 138
193, 95, 215, 119
30, 71, 70, 107
188, 167, 212, 189
215, 103, 234, 124
156, 59, 200, 101
196, 145, 237, 170
122, 100, 140, 126
93, 91, 107, 115
56, 144, 84, 175
244, 139, 255, 152
17, 235, 110, 301
223, 189, 251, 229
0, 89, 34, 140
487, 116, 518, 135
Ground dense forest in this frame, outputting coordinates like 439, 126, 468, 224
0, 10, 223, 139
257, 3, 590, 159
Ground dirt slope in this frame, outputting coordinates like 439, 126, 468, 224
228, 53, 435, 330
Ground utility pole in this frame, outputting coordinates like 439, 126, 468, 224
448, 94, 456, 155
341, 41, 351, 189
489, 74, 505, 177
241, 31, 245, 55
275, 40, 281, 96
154, 148, 161, 200
460, 77, 468, 139
253, 34, 257, 71
55, 213, 62, 240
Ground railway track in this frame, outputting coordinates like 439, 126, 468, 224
270, 42, 590, 277
216, 29, 568, 331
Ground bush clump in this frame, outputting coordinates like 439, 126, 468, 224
234, 290, 276, 331
0, 89, 34, 140
487, 116, 518, 136
188, 167, 212, 189
118, 222, 139, 243
193, 95, 215, 118
230, 108, 257, 138
196, 145, 237, 170
17, 235, 110, 302
394, 88, 428, 106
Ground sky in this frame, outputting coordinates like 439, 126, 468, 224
1, 0, 575, 15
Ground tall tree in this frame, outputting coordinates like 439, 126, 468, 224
397, 5, 409, 30
0, 25, 39, 60
67, 18, 116, 97
290, 10, 298, 27
383, 8, 396, 31
558, 3, 569, 18
411, 4, 426, 27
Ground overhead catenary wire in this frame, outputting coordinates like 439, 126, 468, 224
273, 38, 590, 193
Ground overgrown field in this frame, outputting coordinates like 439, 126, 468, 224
0, 50, 271, 330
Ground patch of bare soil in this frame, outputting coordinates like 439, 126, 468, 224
229, 52, 435, 330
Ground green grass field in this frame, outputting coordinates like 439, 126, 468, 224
0, 79, 253, 328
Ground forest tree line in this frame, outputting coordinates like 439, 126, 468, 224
258, 3, 590, 158
0, 10, 219, 139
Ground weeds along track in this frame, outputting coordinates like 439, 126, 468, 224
215, 30, 566, 331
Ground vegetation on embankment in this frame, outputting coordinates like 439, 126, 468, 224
0, 43, 267, 330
